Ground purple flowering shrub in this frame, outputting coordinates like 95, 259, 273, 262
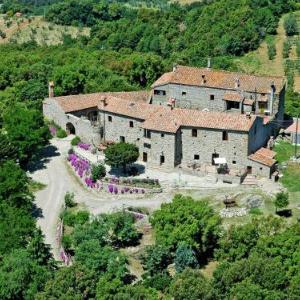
78, 143, 91, 151
49, 126, 57, 136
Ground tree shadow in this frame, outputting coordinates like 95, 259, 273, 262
109, 163, 146, 177
276, 209, 292, 218
27, 144, 60, 172
32, 203, 44, 219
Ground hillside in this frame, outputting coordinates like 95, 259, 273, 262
0, 15, 90, 45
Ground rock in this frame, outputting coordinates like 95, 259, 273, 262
220, 207, 248, 218
241, 194, 264, 209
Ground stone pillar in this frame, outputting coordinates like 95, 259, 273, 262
48, 81, 54, 98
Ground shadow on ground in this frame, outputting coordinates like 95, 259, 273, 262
32, 203, 44, 219
109, 163, 146, 177
27, 144, 60, 172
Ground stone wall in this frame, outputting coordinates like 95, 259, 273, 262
141, 131, 177, 169
152, 83, 285, 119
43, 98, 101, 145
181, 126, 249, 170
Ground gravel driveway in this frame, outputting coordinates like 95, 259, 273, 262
29, 138, 172, 258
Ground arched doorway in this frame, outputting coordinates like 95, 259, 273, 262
66, 122, 76, 135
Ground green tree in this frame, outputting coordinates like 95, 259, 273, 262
3, 104, 50, 166
0, 133, 17, 164
104, 142, 139, 172
27, 228, 55, 268
151, 194, 221, 260
274, 191, 289, 212
284, 14, 298, 36
141, 244, 172, 276
36, 264, 97, 299
0, 160, 33, 209
174, 244, 199, 273
169, 268, 212, 300
0, 249, 51, 300
0, 203, 35, 255
91, 163, 106, 182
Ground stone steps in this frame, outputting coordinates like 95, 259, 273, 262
242, 175, 257, 185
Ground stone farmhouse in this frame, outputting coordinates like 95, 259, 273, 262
43, 65, 286, 181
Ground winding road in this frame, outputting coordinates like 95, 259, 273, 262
30, 138, 172, 259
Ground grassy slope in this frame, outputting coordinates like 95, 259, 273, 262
0, 15, 90, 46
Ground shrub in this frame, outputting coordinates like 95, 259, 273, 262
56, 128, 67, 138
274, 192, 289, 212
175, 244, 199, 273
64, 192, 76, 208
267, 41, 276, 60
71, 136, 81, 146
91, 164, 106, 182
284, 14, 298, 36
61, 235, 72, 252
283, 40, 291, 59
62, 210, 90, 227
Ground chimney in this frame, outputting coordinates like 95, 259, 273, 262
235, 78, 240, 89
269, 81, 275, 115
201, 74, 206, 85
207, 57, 211, 69
100, 96, 107, 107
173, 63, 177, 72
48, 81, 54, 98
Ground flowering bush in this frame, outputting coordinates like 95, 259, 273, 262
78, 142, 91, 151
49, 126, 57, 136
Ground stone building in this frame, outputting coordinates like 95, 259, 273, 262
151, 65, 285, 123
43, 65, 285, 180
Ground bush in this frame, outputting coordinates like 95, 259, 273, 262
175, 244, 199, 273
61, 235, 72, 252
267, 40, 276, 60
62, 210, 90, 227
91, 164, 106, 182
71, 136, 81, 146
64, 192, 76, 208
283, 40, 291, 59
56, 128, 67, 138
274, 192, 289, 212
284, 14, 298, 36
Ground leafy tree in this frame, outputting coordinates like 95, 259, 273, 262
36, 264, 97, 300
141, 244, 172, 276
151, 194, 221, 261
215, 216, 284, 262
27, 228, 55, 268
0, 160, 33, 209
284, 13, 298, 36
104, 142, 139, 172
64, 191, 77, 208
113, 284, 160, 300
0, 203, 35, 255
0, 249, 51, 300
274, 191, 289, 212
105, 211, 140, 247
169, 268, 212, 300
0, 133, 17, 164
91, 163, 106, 182
174, 244, 199, 273
3, 104, 50, 166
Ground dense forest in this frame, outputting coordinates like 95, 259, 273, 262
1, 0, 300, 299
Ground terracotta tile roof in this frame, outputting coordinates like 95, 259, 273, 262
98, 96, 161, 120
152, 65, 285, 95
248, 147, 277, 167
223, 92, 244, 102
51, 91, 150, 113
285, 121, 300, 133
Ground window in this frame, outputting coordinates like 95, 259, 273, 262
182, 91, 187, 96
108, 115, 112, 122
129, 121, 134, 128
194, 154, 200, 160
161, 133, 165, 138
154, 90, 166, 96
160, 155, 165, 164
120, 136, 125, 143
144, 129, 151, 139
210, 95, 215, 100
226, 101, 240, 110
232, 160, 236, 164
222, 131, 228, 141
144, 143, 151, 149
192, 129, 197, 137
143, 152, 148, 162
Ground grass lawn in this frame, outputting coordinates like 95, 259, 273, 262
281, 163, 300, 192
274, 141, 300, 163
